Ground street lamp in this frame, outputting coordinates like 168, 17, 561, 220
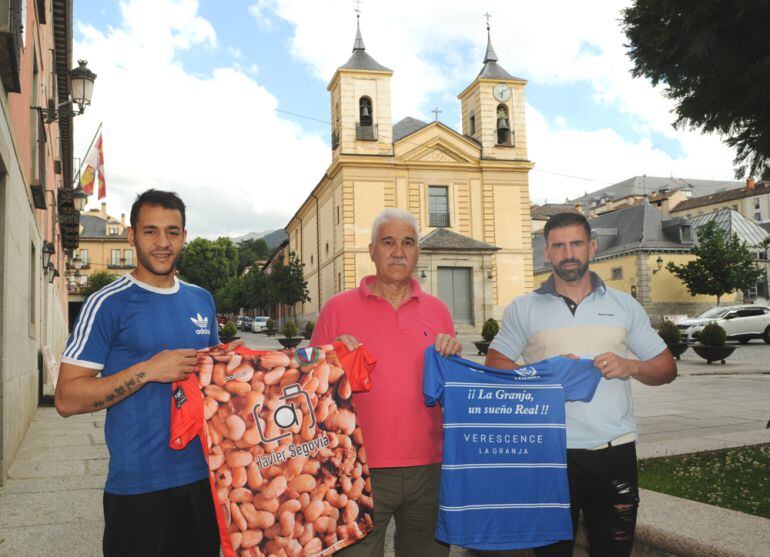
36, 60, 97, 123
71, 255, 82, 271
652, 256, 664, 274
47, 262, 59, 284
71, 183, 88, 212
42, 241, 55, 269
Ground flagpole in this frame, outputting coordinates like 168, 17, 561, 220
72, 122, 103, 188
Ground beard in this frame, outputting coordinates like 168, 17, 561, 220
136, 249, 183, 277
552, 258, 589, 282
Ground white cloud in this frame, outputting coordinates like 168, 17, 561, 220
74, 0, 329, 239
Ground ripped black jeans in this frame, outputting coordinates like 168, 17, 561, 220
534, 443, 640, 557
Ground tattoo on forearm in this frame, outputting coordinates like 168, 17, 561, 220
90, 370, 147, 410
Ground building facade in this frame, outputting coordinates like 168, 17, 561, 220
284, 24, 533, 331
0, 0, 78, 481
670, 178, 770, 225
67, 202, 135, 325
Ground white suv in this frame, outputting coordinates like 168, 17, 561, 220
250, 316, 270, 333
677, 305, 770, 344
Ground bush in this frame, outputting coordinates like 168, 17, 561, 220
657, 320, 682, 344
481, 318, 499, 343
222, 321, 237, 338
281, 320, 299, 339
266, 318, 276, 331
699, 322, 726, 347
304, 321, 315, 335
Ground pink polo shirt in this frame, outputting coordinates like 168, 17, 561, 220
311, 276, 455, 468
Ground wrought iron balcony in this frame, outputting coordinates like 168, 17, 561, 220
429, 211, 450, 227
356, 123, 378, 141
0, 0, 23, 93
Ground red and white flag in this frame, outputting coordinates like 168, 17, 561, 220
80, 132, 107, 199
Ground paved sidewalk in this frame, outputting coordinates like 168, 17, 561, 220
1, 338, 768, 556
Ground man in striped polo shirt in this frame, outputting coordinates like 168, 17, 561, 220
486, 211, 677, 557
55, 190, 221, 556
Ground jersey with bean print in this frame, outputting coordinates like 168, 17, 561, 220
170, 343, 376, 557
423, 347, 601, 550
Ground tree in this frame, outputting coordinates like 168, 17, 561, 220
214, 276, 243, 315
178, 237, 238, 293
240, 268, 274, 313
270, 252, 310, 318
666, 220, 763, 304
82, 270, 119, 297
237, 238, 270, 274
622, 1, 770, 179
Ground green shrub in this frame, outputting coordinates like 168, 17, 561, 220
222, 321, 237, 338
304, 321, 315, 334
281, 320, 299, 339
657, 320, 682, 344
266, 318, 276, 330
699, 322, 726, 347
481, 318, 499, 343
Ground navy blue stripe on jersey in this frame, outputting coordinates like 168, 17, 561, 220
64, 276, 131, 360
423, 347, 601, 550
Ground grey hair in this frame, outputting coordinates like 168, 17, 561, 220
370, 208, 420, 244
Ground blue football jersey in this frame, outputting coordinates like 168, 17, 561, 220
423, 348, 601, 550
61, 275, 219, 495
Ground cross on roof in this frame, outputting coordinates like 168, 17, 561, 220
432, 107, 442, 121
484, 12, 492, 29
354, 0, 363, 17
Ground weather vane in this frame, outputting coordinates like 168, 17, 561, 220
354, 0, 363, 19
484, 12, 492, 30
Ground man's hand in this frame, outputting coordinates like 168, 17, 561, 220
594, 352, 637, 379
145, 349, 199, 383
335, 335, 361, 351
435, 334, 462, 357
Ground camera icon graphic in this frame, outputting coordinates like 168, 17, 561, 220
254, 383, 317, 444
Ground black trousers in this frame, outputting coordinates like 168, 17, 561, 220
103, 478, 220, 557
534, 443, 640, 557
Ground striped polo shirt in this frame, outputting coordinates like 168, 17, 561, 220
489, 272, 666, 449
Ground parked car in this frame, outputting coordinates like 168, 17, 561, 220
240, 317, 253, 331
235, 316, 244, 329
250, 316, 270, 333
677, 305, 770, 344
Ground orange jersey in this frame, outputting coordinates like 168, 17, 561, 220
171, 342, 376, 557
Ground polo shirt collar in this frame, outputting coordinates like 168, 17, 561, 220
534, 271, 606, 296
359, 275, 423, 301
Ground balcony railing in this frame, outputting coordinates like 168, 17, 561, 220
429, 211, 450, 227
0, 0, 23, 93
356, 123, 378, 141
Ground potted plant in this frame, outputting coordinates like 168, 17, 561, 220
264, 318, 277, 337
692, 322, 735, 364
303, 321, 315, 340
657, 320, 688, 359
278, 320, 303, 349
219, 321, 240, 344
474, 318, 499, 355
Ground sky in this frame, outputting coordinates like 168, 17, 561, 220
72, 0, 739, 240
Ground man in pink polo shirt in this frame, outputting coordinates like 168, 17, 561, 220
311, 208, 461, 556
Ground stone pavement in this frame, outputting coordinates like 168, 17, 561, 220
0, 335, 767, 556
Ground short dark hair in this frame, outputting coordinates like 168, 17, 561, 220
543, 212, 591, 243
130, 189, 186, 229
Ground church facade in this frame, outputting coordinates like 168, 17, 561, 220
284, 24, 534, 331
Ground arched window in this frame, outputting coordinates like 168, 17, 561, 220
496, 104, 511, 145
469, 110, 476, 136
359, 96, 373, 126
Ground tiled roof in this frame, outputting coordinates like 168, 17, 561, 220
569, 176, 743, 205
670, 182, 770, 213
531, 204, 582, 220
688, 208, 769, 247
80, 214, 127, 239
420, 228, 499, 251
393, 117, 429, 141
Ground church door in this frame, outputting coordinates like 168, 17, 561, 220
437, 267, 473, 324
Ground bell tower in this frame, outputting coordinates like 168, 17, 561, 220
458, 23, 527, 161
328, 17, 394, 158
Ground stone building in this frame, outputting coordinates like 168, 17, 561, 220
283, 23, 534, 331
0, 0, 78, 481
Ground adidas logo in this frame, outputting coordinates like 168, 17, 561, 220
191, 313, 211, 335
